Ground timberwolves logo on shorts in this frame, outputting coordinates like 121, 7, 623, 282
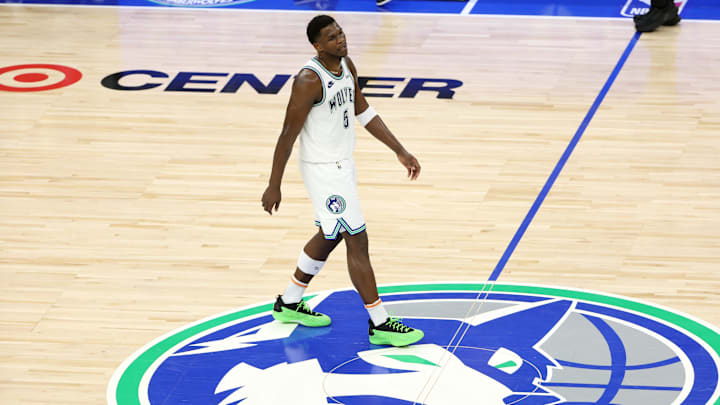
325, 195, 346, 214
107, 283, 720, 404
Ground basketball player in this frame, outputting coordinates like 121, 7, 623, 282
634, 0, 681, 32
261, 15, 423, 347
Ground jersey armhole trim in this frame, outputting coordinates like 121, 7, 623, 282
302, 66, 325, 107
342, 58, 353, 83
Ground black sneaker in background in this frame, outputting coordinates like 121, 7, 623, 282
635, 3, 681, 32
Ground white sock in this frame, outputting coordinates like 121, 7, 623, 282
365, 298, 389, 326
282, 275, 307, 304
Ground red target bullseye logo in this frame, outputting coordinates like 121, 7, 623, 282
0, 64, 82, 92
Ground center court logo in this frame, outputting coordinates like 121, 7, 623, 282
148, 0, 256, 7
107, 282, 720, 405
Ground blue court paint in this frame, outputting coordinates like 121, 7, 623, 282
469, 0, 621, 17
0, 0, 467, 13
470, 0, 720, 20
486, 31, 642, 282
4, 0, 720, 19
682, 0, 720, 19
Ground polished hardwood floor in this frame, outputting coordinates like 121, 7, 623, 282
1, 5, 719, 404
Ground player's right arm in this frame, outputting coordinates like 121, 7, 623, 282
261, 69, 322, 215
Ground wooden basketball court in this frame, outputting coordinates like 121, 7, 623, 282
1, 3, 719, 404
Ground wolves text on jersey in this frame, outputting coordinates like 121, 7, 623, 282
329, 86, 354, 113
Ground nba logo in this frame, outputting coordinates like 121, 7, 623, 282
621, 0, 688, 17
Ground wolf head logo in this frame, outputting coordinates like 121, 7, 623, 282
208, 298, 574, 404
112, 284, 720, 405
325, 195, 345, 214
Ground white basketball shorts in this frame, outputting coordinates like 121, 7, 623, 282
299, 158, 366, 240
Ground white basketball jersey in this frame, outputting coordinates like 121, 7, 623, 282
298, 57, 356, 163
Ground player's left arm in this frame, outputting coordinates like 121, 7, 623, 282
346, 56, 421, 180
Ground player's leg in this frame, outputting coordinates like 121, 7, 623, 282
272, 229, 342, 327
290, 229, 343, 287
342, 229, 378, 305
343, 230, 424, 347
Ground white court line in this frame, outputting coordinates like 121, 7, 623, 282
461, 0, 479, 15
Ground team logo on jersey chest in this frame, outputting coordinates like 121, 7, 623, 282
325, 195, 346, 214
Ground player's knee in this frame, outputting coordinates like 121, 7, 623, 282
298, 249, 326, 276
344, 229, 368, 246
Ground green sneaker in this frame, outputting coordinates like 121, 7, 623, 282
369, 317, 424, 347
272, 295, 331, 327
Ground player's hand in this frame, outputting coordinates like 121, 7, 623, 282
398, 151, 421, 180
261, 186, 281, 215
